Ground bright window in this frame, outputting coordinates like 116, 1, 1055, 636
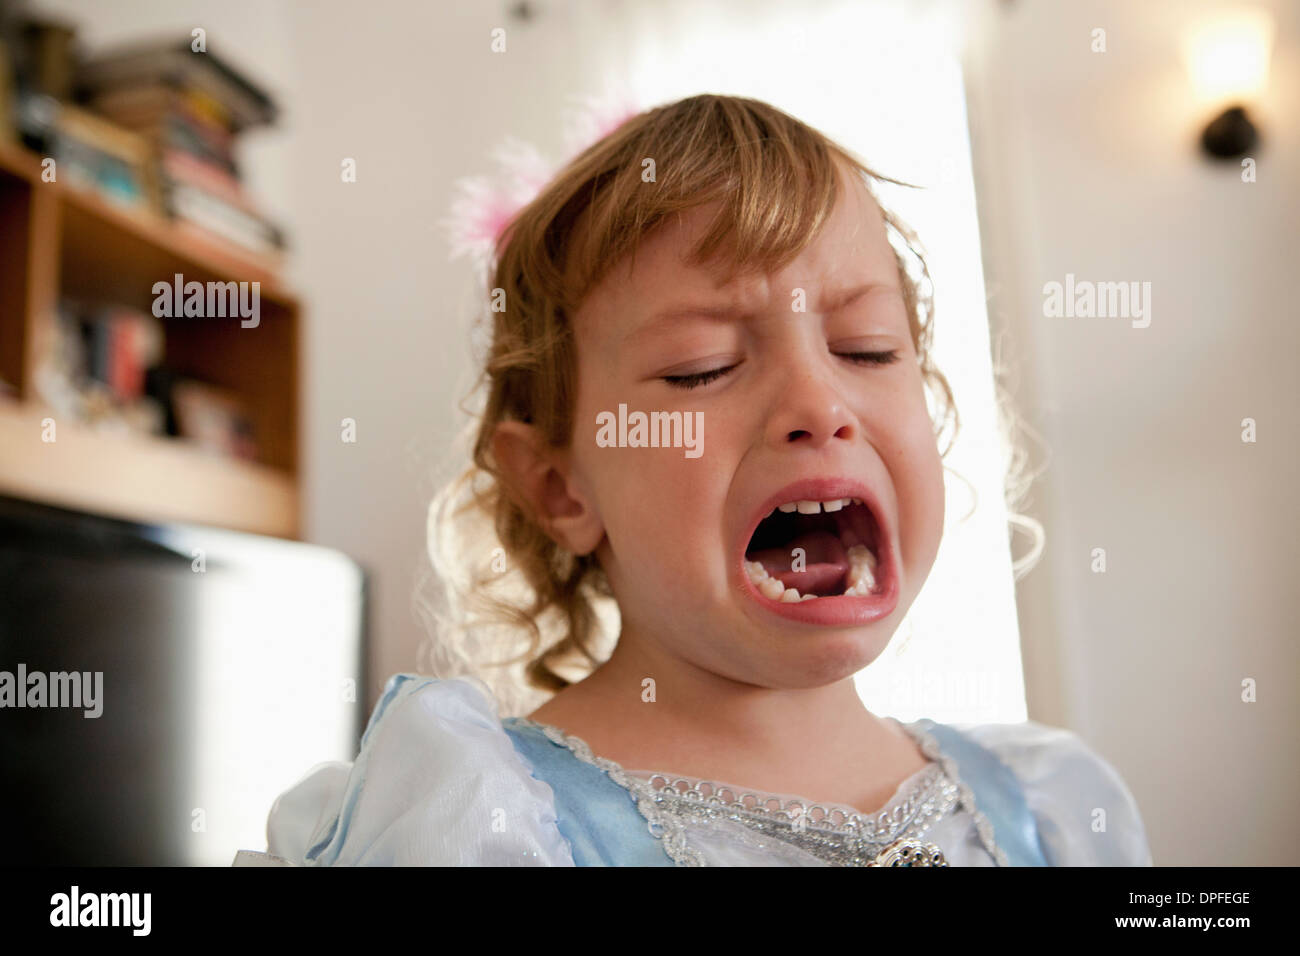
603, 0, 1028, 723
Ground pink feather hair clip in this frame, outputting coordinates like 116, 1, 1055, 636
441, 90, 644, 279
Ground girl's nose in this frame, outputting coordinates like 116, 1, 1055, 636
765, 366, 858, 449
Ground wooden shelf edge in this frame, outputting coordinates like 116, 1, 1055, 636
0, 401, 298, 539
0, 138, 44, 181
0, 138, 295, 302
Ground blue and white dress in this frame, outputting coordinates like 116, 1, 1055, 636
233, 673, 1153, 867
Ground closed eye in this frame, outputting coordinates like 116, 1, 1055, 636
662, 350, 899, 389
837, 349, 900, 366
662, 364, 740, 389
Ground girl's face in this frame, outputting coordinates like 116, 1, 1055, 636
566, 164, 946, 689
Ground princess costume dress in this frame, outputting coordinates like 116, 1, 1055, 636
232, 673, 1153, 867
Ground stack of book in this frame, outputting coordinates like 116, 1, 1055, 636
75, 305, 164, 404
75, 38, 286, 266
37, 302, 167, 438
42, 301, 258, 461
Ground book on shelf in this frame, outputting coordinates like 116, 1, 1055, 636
15, 92, 161, 214
33, 303, 167, 439
73, 305, 164, 403
75, 37, 277, 133
72, 41, 287, 263
159, 145, 246, 209
41, 302, 258, 461
135, 111, 239, 176
172, 379, 258, 462
87, 82, 236, 138
94, 90, 241, 177
167, 182, 286, 262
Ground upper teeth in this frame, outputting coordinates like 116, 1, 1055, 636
776, 497, 860, 515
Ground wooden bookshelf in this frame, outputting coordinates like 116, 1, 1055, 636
0, 138, 300, 537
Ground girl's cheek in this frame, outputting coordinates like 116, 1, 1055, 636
904, 429, 946, 568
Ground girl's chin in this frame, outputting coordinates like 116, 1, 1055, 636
738, 637, 896, 689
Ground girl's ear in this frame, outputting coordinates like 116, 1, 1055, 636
491, 420, 605, 556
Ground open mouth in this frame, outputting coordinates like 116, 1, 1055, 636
742, 496, 884, 603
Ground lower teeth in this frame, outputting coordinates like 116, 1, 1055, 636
744, 544, 879, 602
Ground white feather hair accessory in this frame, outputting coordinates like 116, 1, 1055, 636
440, 90, 644, 280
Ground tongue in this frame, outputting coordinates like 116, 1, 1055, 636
748, 529, 849, 595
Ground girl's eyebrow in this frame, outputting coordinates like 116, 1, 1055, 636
621, 302, 747, 349
823, 281, 903, 311
625, 281, 902, 346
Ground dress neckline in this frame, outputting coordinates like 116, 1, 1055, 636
505, 714, 943, 826
623, 760, 942, 826
502, 712, 1009, 866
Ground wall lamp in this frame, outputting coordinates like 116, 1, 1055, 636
1182, 6, 1275, 159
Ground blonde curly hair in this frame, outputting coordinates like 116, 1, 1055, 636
421, 94, 969, 713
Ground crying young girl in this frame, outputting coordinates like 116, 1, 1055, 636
247, 93, 1152, 867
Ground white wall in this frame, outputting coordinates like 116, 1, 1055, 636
964, 0, 1299, 865
281, 0, 608, 707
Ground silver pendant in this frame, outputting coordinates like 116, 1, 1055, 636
867, 838, 948, 867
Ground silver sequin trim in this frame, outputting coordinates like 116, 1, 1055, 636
514, 716, 999, 867
634, 765, 960, 866
635, 763, 952, 843
895, 720, 1009, 867
522, 719, 706, 866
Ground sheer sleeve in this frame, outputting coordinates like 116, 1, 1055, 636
958, 720, 1154, 866
260, 674, 574, 866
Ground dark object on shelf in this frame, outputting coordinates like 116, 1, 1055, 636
14, 15, 78, 101
0, 36, 15, 142
143, 364, 181, 437
1200, 105, 1258, 159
